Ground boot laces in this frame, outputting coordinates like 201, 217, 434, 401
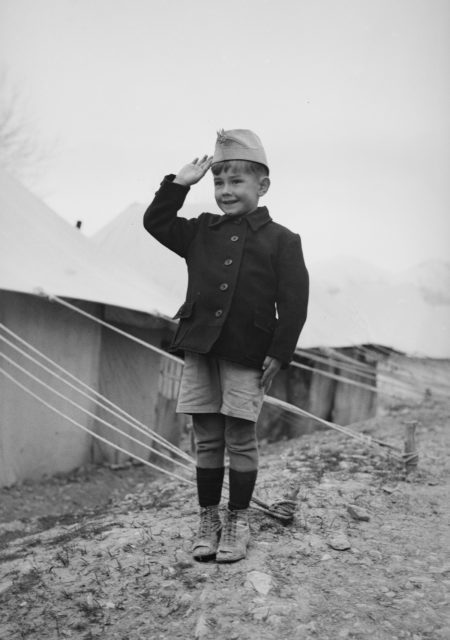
199, 507, 218, 536
222, 511, 238, 545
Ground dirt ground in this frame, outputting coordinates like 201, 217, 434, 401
1, 397, 449, 640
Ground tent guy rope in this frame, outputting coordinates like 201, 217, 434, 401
38, 291, 431, 397
2, 309, 411, 464
0, 363, 297, 521
0, 324, 192, 464
0, 349, 193, 474
0, 366, 196, 487
1, 311, 421, 521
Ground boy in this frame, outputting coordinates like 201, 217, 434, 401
143, 129, 309, 563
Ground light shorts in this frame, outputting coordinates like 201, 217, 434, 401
176, 353, 265, 422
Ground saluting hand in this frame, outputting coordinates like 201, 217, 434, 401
174, 155, 213, 186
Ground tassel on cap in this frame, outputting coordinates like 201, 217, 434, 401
216, 129, 228, 144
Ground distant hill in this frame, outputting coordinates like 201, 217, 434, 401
310, 256, 392, 293
395, 260, 450, 305
310, 256, 450, 307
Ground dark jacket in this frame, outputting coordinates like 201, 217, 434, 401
143, 175, 309, 369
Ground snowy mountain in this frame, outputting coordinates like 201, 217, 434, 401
307, 257, 450, 357
310, 257, 450, 307
310, 256, 392, 293
395, 260, 450, 305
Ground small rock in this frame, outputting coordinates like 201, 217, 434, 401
174, 549, 193, 568
382, 485, 398, 494
321, 553, 333, 561
150, 523, 164, 536
245, 570, 273, 595
0, 520, 27, 534
252, 605, 270, 621
194, 613, 211, 638
267, 614, 282, 626
430, 564, 450, 575
409, 575, 434, 585
327, 533, 351, 551
347, 504, 370, 521
306, 533, 326, 550
0, 580, 13, 596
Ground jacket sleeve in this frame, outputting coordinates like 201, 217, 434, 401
267, 234, 309, 367
143, 174, 199, 258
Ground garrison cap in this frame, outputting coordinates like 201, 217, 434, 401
212, 129, 269, 172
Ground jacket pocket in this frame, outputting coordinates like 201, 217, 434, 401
173, 301, 194, 320
253, 309, 276, 333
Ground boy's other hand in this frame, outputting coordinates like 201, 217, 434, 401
260, 356, 282, 391
174, 155, 213, 186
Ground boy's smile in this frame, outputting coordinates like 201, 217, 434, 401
213, 170, 268, 217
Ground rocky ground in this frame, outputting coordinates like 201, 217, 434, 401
0, 397, 449, 640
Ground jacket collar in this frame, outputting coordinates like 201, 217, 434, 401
208, 206, 272, 231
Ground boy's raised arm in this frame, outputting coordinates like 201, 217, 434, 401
143, 155, 212, 258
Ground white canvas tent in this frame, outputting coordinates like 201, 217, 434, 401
0, 172, 174, 316
0, 170, 179, 486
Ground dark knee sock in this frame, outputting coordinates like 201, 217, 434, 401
228, 468, 258, 511
196, 466, 225, 507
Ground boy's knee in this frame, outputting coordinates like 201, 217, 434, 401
225, 416, 257, 443
225, 416, 259, 470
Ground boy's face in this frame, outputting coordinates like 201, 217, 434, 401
213, 168, 269, 217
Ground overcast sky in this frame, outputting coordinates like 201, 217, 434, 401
1, 0, 449, 272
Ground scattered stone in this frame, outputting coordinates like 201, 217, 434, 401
0, 520, 27, 534
430, 564, 450, 575
194, 613, 211, 638
327, 533, 351, 551
0, 580, 13, 596
382, 485, 399, 494
409, 575, 435, 585
252, 605, 270, 621
347, 504, 370, 521
306, 533, 326, 550
174, 548, 193, 568
245, 570, 273, 595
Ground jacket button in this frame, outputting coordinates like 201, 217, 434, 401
215, 309, 223, 317
224, 258, 233, 266
219, 283, 229, 291
230, 235, 239, 242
